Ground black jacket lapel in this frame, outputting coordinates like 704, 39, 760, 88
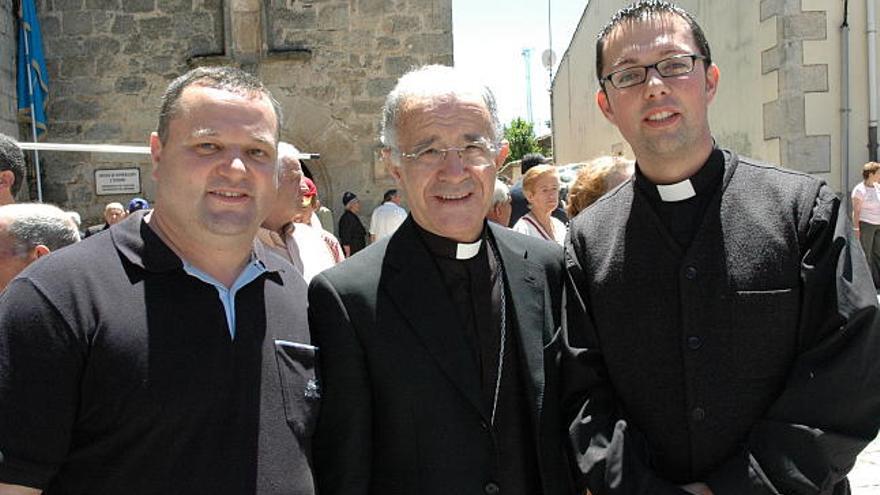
382, 219, 486, 420
490, 224, 546, 425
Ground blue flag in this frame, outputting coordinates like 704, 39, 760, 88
17, 0, 49, 138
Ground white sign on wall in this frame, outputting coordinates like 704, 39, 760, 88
95, 168, 141, 196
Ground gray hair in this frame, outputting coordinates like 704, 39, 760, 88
492, 179, 510, 205
277, 141, 303, 184
0, 133, 25, 197
380, 65, 502, 151
0, 203, 81, 257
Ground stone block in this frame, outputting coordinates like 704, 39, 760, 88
784, 135, 830, 173
783, 11, 826, 41
200, 0, 222, 11
761, 45, 780, 74
800, 64, 828, 93
50, 98, 101, 121
763, 99, 781, 139
376, 36, 399, 50
278, 8, 317, 30
385, 14, 419, 33
91, 11, 114, 33
111, 14, 136, 35
83, 121, 122, 140
41, 16, 61, 36
86, 0, 120, 9
358, 0, 392, 16
84, 36, 122, 59
384, 55, 416, 77
138, 16, 174, 39
115, 75, 147, 93
759, 0, 784, 21
353, 99, 382, 115
60, 56, 95, 78
123, 0, 155, 13
63, 10, 93, 35
53, 0, 84, 11
365, 77, 396, 98
405, 32, 450, 55
318, 3, 348, 31
157, 0, 191, 12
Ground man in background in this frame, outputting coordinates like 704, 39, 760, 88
338, 191, 366, 256
83, 201, 126, 237
0, 133, 25, 206
486, 179, 512, 226
369, 188, 406, 242
0, 203, 80, 292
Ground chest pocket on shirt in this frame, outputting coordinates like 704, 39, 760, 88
730, 288, 799, 380
274, 340, 321, 438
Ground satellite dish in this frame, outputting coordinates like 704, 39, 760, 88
541, 49, 557, 69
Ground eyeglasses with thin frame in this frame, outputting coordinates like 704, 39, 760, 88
396, 139, 498, 167
600, 54, 707, 90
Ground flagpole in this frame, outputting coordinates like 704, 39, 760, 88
22, 14, 43, 202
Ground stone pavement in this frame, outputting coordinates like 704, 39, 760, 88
852, 434, 880, 494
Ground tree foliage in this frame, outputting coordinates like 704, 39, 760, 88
502, 117, 542, 163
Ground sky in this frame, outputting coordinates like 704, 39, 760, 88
452, 0, 590, 136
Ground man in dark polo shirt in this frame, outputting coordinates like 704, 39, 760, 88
563, 2, 880, 495
0, 67, 317, 494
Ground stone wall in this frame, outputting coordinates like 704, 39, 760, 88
24, 0, 452, 225
0, 0, 17, 136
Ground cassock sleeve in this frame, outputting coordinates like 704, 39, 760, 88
308, 272, 373, 495
561, 233, 690, 495
704, 185, 880, 495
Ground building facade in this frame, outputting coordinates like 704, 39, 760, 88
552, 0, 876, 194
2, 0, 452, 224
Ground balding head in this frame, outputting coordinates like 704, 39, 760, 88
263, 142, 306, 232
0, 203, 81, 291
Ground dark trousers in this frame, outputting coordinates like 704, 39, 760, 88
859, 221, 880, 288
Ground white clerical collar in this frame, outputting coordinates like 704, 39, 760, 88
656, 179, 696, 202
455, 239, 482, 260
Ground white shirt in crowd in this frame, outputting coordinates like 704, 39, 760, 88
512, 212, 567, 246
370, 201, 407, 241
852, 182, 880, 225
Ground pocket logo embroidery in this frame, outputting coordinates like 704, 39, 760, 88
305, 377, 321, 400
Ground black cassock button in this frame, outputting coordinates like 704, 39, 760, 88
684, 266, 698, 280
484, 481, 500, 495
687, 336, 702, 350
692, 407, 706, 422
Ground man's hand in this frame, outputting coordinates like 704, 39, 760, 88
681, 482, 713, 495
0, 482, 41, 495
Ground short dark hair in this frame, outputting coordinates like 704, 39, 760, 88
595, 1, 712, 85
383, 189, 398, 202
0, 133, 25, 197
521, 153, 549, 174
156, 66, 283, 144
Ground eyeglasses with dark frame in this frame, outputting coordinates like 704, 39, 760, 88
600, 54, 707, 90
396, 139, 498, 167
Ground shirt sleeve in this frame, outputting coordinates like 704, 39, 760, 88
512, 219, 530, 236
704, 185, 880, 495
561, 237, 691, 495
309, 273, 372, 495
0, 278, 85, 489
851, 183, 864, 201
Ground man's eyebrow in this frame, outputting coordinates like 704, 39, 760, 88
610, 48, 685, 69
463, 133, 489, 143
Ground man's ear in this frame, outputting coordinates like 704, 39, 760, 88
149, 132, 162, 181
597, 88, 616, 125
0, 170, 14, 192
32, 244, 50, 259
704, 64, 720, 104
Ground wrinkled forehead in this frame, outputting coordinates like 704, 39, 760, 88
603, 13, 696, 67
396, 93, 494, 139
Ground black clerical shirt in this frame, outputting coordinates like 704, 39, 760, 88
634, 148, 725, 249
415, 223, 540, 495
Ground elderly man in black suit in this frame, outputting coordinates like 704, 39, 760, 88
309, 64, 572, 495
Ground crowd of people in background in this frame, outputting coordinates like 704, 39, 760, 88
0, 1, 879, 495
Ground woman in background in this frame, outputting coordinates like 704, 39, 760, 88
852, 161, 880, 288
513, 164, 566, 245
566, 155, 634, 219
